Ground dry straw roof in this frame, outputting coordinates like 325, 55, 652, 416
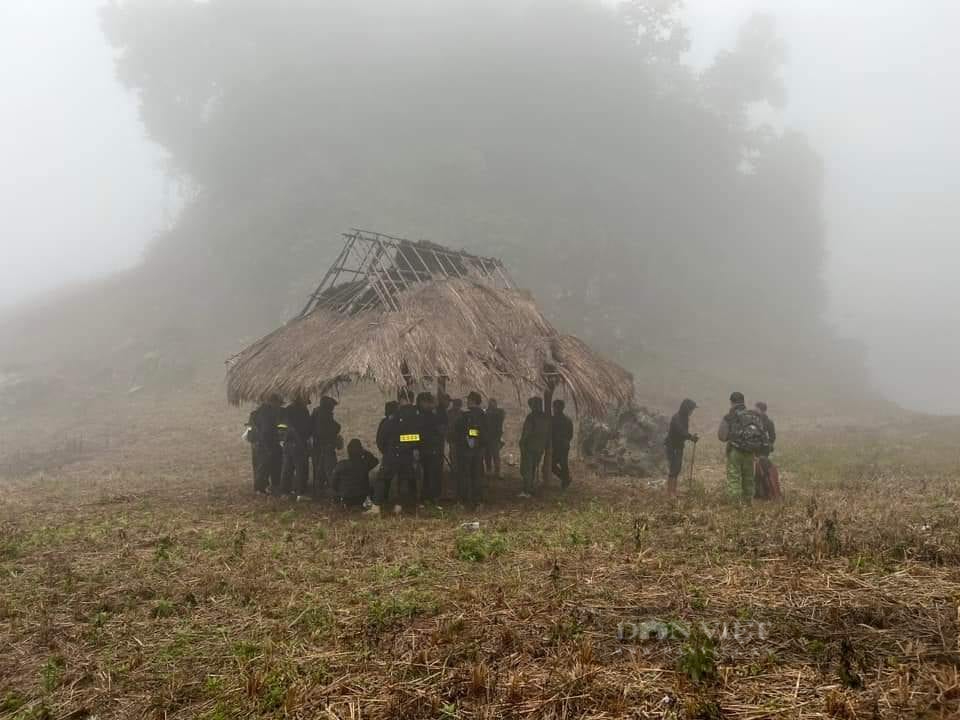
227, 232, 633, 417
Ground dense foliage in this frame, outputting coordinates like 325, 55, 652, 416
101, 0, 858, 387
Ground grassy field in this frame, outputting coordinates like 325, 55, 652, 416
1, 384, 959, 719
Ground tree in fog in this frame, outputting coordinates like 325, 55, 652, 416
101, 0, 856, 385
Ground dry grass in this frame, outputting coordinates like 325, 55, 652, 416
226, 279, 633, 418
1, 386, 960, 719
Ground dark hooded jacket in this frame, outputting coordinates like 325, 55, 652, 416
312, 397, 341, 448
666, 399, 697, 449
332, 441, 380, 502
285, 401, 312, 445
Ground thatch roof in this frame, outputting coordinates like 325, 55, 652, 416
226, 278, 633, 418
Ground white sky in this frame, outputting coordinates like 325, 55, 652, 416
1, 0, 958, 411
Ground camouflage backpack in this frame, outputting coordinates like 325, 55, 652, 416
728, 409, 771, 454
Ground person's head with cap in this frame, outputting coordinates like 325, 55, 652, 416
755, 401, 768, 415
553, 398, 566, 414
268, 393, 283, 407
347, 438, 363, 459
730, 392, 745, 408
417, 391, 436, 412
528, 396, 543, 413
466, 391, 482, 408
319, 395, 338, 413
679, 398, 697, 416
384, 400, 399, 418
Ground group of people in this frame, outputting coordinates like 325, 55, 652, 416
665, 392, 779, 501
244, 389, 577, 513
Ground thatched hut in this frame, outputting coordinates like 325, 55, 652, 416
226, 230, 633, 419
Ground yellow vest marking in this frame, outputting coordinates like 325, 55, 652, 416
400, 434, 421, 443
468, 428, 480, 437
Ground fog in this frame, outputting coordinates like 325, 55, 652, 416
1, 0, 958, 413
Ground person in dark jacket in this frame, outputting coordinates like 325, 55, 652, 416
332, 439, 379, 507
281, 397, 312, 499
251, 394, 284, 494
311, 396, 342, 496
754, 401, 777, 499
278, 421, 311, 499
754, 402, 776, 453
454, 391, 487, 507
417, 392, 443, 505
551, 399, 575, 489
717, 392, 755, 502
368, 401, 399, 515
435, 393, 450, 498
446, 397, 464, 493
664, 398, 699, 496
383, 389, 421, 514
519, 397, 550, 498
484, 398, 505, 478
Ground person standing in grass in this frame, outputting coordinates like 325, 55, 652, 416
665, 398, 699, 496
717, 392, 770, 502
366, 400, 399, 516
551, 399, 575, 489
417, 392, 444, 506
311, 395, 342, 495
251, 394, 284, 495
519, 396, 549, 498
455, 391, 488, 507
484, 398, 505, 478
753, 401, 778, 500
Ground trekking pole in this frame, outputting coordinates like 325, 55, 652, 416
687, 441, 697, 489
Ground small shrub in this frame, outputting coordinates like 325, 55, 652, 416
455, 532, 507, 562
366, 591, 438, 632
151, 599, 176, 619
41, 656, 66, 692
0, 692, 26, 712
677, 627, 717, 685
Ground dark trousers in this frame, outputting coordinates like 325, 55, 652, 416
552, 442, 571, 488
484, 441, 502, 476
379, 457, 417, 506
447, 441, 461, 491
374, 465, 393, 506
311, 445, 338, 495
421, 454, 442, 502
254, 443, 281, 493
251, 444, 260, 491
520, 444, 544, 494
457, 451, 484, 505
665, 444, 684, 479
280, 445, 309, 496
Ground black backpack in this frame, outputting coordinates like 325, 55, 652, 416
728, 409, 771, 453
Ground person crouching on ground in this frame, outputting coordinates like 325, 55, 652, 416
332, 439, 379, 508
665, 398, 698, 496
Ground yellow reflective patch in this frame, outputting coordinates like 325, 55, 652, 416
468, 428, 480, 437
400, 434, 421, 443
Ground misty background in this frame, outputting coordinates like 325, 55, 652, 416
1, 0, 957, 413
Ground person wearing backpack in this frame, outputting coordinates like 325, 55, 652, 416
717, 392, 770, 502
